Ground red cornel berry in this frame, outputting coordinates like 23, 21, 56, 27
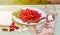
14, 26, 19, 29
12, 22, 15, 25
19, 8, 41, 23
9, 22, 19, 32
10, 27, 14, 32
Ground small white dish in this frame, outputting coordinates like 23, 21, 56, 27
13, 7, 46, 25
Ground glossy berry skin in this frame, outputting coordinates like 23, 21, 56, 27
9, 27, 14, 32
14, 26, 19, 29
9, 22, 19, 32
19, 8, 41, 23
12, 22, 15, 25
9, 25, 14, 28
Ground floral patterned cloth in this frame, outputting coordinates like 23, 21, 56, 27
28, 12, 57, 35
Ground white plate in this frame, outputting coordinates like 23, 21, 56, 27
13, 7, 46, 25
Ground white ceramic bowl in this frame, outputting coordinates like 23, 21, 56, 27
13, 7, 46, 25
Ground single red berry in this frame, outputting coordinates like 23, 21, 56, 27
14, 26, 19, 29
12, 22, 15, 25
9, 27, 14, 32
9, 25, 14, 28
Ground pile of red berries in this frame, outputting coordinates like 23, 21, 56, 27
19, 8, 41, 23
2, 22, 19, 32
9, 23, 19, 32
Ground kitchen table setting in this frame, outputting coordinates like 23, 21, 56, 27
0, 5, 58, 35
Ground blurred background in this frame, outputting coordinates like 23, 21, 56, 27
0, 0, 60, 5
